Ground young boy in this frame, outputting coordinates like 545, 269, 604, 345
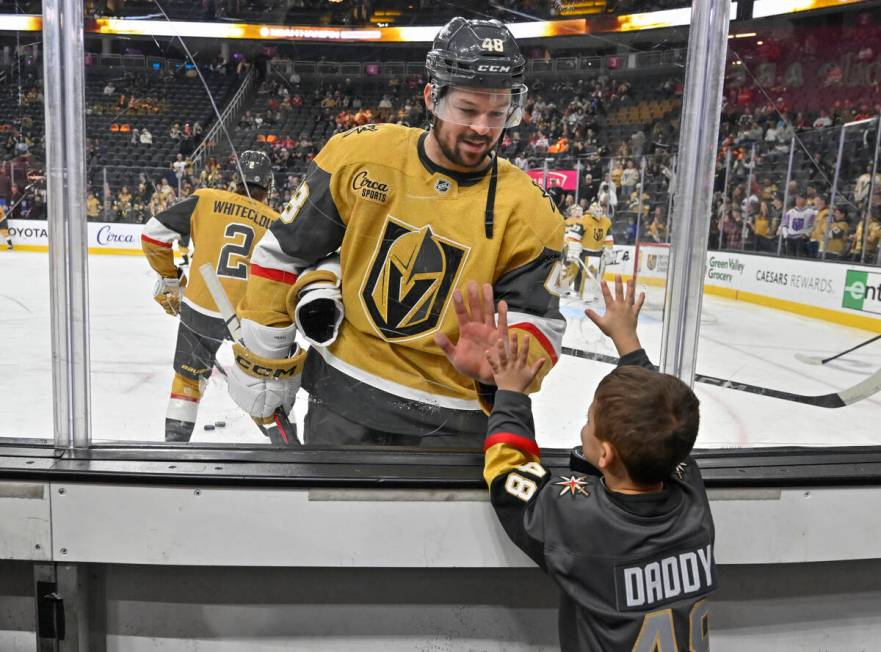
482, 276, 715, 651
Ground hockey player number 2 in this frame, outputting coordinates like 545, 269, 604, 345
216, 223, 255, 280
631, 600, 710, 652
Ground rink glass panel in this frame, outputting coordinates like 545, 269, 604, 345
695, 7, 881, 449
0, 24, 51, 441
82, 11, 692, 448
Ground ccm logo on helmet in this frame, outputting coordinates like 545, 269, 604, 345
477, 64, 511, 73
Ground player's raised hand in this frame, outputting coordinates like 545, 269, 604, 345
434, 281, 508, 384
486, 333, 546, 393
585, 274, 644, 357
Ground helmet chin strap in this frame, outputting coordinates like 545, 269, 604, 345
484, 128, 505, 239
425, 82, 505, 239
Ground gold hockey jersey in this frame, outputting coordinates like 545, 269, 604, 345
141, 187, 279, 324
240, 123, 565, 437
565, 212, 613, 252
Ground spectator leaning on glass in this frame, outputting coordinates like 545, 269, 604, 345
228, 17, 565, 447
779, 191, 816, 258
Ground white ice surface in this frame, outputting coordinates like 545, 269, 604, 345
1, 251, 879, 449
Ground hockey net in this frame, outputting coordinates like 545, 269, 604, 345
632, 241, 671, 312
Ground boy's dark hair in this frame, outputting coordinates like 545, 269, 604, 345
593, 366, 700, 485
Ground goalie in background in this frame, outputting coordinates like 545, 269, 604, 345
140, 150, 282, 443
558, 201, 616, 302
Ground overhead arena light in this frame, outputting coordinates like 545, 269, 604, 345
0, 0, 868, 40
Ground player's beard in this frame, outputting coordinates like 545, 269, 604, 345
433, 120, 496, 171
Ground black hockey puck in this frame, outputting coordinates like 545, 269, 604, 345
214, 421, 226, 428
203, 424, 216, 431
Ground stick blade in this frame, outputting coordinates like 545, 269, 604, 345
794, 353, 825, 366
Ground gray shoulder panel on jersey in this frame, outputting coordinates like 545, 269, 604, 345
494, 247, 563, 320
155, 196, 198, 237
270, 161, 345, 268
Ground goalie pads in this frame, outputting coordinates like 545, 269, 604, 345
153, 270, 187, 316
288, 255, 344, 347
564, 240, 584, 263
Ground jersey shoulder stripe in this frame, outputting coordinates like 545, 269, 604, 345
141, 233, 173, 248
484, 432, 540, 457
251, 263, 297, 285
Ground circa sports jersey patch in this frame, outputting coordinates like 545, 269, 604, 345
361, 215, 469, 341
555, 475, 591, 498
351, 169, 390, 204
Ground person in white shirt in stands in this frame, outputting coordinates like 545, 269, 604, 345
172, 154, 188, 181
812, 110, 832, 129
140, 127, 153, 145
779, 191, 816, 258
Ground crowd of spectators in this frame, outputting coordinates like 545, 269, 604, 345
709, 86, 881, 261
183, 72, 682, 237
3, 10, 881, 264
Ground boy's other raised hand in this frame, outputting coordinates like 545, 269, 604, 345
485, 332, 546, 394
585, 275, 644, 357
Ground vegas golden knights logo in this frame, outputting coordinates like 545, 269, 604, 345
362, 216, 469, 340
593, 227, 604, 243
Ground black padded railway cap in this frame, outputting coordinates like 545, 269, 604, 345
239, 150, 273, 190
426, 17, 525, 89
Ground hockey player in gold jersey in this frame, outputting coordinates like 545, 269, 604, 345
0, 203, 12, 250
141, 150, 282, 442
230, 17, 565, 446
560, 201, 615, 301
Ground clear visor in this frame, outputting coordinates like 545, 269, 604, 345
431, 85, 527, 130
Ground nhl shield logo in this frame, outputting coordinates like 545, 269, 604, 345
434, 178, 451, 194
362, 216, 469, 341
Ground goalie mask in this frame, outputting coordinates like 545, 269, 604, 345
238, 150, 274, 194
426, 17, 527, 130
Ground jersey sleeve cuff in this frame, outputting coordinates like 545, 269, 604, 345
618, 348, 656, 371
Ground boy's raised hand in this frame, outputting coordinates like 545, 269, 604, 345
485, 333, 546, 393
585, 275, 644, 357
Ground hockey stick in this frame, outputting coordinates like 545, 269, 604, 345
199, 263, 298, 445
794, 334, 881, 366
174, 318, 284, 442
562, 346, 881, 408
206, 358, 292, 446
